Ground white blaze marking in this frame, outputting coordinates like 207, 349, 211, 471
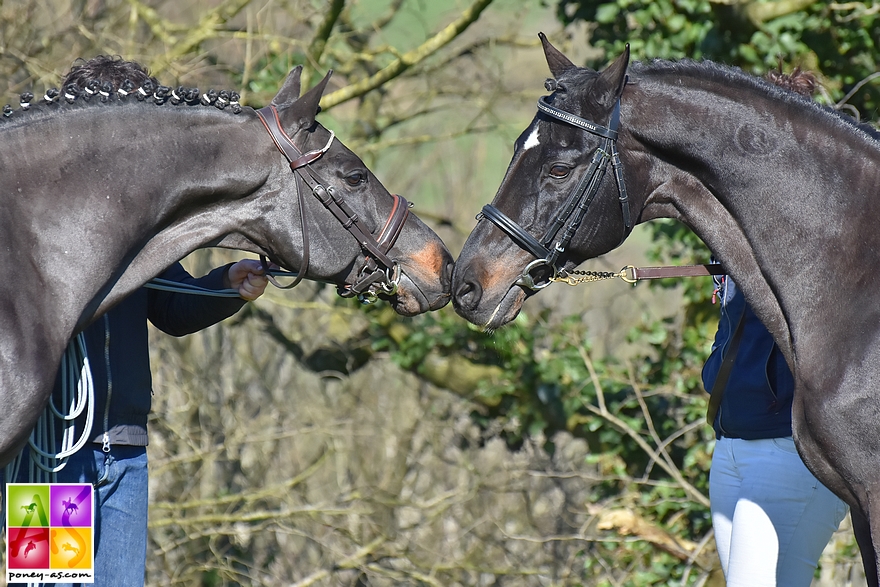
522, 125, 540, 151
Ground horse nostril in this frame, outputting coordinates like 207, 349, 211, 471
441, 259, 454, 294
453, 275, 482, 312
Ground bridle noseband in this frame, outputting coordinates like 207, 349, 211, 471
256, 105, 410, 303
478, 92, 632, 290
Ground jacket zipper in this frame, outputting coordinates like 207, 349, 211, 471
94, 314, 113, 489
716, 280, 731, 436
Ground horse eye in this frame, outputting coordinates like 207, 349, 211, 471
344, 171, 366, 186
549, 164, 570, 178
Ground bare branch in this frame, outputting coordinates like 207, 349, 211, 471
290, 537, 386, 587
305, 0, 345, 72
137, 0, 252, 77
574, 348, 710, 508
320, 0, 496, 110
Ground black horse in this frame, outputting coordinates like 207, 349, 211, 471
0, 66, 453, 467
452, 34, 880, 581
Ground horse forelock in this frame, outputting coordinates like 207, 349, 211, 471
553, 66, 600, 88
544, 67, 601, 113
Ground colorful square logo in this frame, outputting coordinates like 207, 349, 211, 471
5, 483, 95, 583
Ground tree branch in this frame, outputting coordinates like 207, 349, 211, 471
305, 0, 345, 72
320, 0, 496, 110
138, 0, 253, 77
573, 349, 711, 509
290, 537, 387, 587
745, 0, 815, 26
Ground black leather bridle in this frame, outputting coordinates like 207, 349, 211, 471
256, 105, 409, 303
478, 93, 632, 290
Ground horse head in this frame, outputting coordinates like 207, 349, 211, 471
452, 34, 630, 329
214, 66, 453, 315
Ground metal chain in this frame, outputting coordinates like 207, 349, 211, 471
550, 266, 636, 286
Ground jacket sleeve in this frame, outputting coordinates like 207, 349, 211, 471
146, 262, 248, 337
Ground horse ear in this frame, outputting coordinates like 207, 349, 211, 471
539, 32, 576, 79
275, 69, 333, 131
595, 44, 630, 108
270, 65, 304, 109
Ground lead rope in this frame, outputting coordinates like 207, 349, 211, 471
10, 330, 97, 587
102, 312, 111, 455
551, 266, 633, 286
12, 265, 324, 480
3, 331, 96, 485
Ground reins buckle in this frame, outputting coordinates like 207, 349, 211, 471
380, 262, 401, 296
341, 261, 402, 304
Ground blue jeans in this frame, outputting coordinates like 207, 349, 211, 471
710, 436, 849, 587
3, 445, 148, 587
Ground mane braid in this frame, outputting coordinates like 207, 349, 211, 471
42, 88, 59, 104
1, 77, 244, 125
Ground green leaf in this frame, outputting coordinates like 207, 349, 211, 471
595, 3, 620, 23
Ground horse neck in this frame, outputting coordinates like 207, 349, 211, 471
619, 69, 880, 367
623, 68, 880, 212
0, 103, 267, 334
6, 102, 263, 211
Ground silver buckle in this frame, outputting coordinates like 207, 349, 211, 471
516, 259, 557, 290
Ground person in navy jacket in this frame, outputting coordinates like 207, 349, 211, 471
703, 274, 848, 586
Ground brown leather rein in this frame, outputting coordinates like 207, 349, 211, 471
552, 263, 725, 286
255, 104, 410, 302
627, 264, 725, 280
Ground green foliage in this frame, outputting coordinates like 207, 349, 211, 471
371, 255, 717, 580
556, 0, 880, 118
638, 220, 718, 388
360, 0, 878, 578
239, 52, 305, 100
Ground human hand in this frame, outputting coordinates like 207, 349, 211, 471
225, 259, 269, 301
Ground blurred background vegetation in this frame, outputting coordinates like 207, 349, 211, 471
1, 0, 878, 585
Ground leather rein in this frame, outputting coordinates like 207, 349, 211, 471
478, 92, 633, 291
256, 105, 409, 303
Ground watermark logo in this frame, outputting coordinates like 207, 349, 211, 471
6, 483, 94, 583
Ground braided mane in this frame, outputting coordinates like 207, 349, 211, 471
1, 79, 244, 125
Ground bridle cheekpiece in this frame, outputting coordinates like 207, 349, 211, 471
256, 105, 409, 303
478, 90, 632, 291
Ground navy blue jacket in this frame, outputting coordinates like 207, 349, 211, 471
701, 276, 794, 440
60, 262, 247, 447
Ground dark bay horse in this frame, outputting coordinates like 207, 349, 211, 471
452, 34, 880, 580
0, 66, 452, 467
